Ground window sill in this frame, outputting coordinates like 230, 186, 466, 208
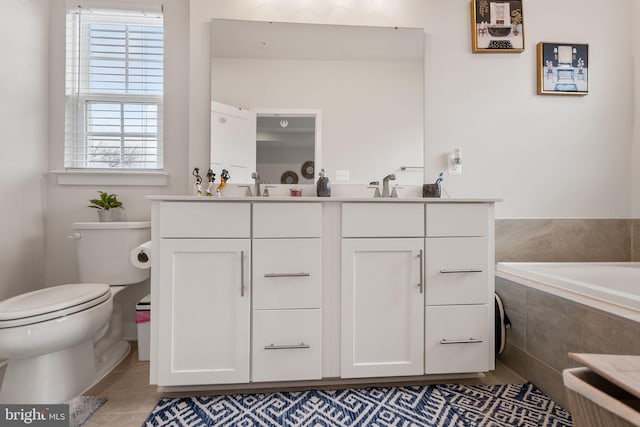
51, 170, 169, 186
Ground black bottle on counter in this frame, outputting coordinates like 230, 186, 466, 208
316, 168, 331, 197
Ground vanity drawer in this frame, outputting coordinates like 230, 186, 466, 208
253, 203, 322, 238
426, 203, 489, 237
253, 239, 322, 309
159, 202, 250, 238
342, 203, 424, 237
425, 237, 489, 305
252, 309, 322, 382
425, 305, 490, 374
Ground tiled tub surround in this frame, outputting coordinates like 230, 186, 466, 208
495, 218, 640, 263
495, 271, 640, 407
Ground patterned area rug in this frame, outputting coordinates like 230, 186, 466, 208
142, 383, 572, 427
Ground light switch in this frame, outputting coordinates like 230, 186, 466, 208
335, 170, 350, 181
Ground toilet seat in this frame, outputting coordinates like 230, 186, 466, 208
0, 283, 111, 329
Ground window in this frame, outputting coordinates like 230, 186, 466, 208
65, 7, 163, 169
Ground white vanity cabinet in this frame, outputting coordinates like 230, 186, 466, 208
251, 203, 323, 382
156, 203, 251, 386
424, 203, 494, 374
341, 203, 425, 378
150, 197, 497, 389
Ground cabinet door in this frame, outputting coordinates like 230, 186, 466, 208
425, 237, 489, 305
425, 305, 490, 374
158, 239, 250, 386
341, 238, 424, 378
252, 309, 322, 382
253, 238, 322, 310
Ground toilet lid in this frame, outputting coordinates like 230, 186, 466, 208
0, 283, 111, 327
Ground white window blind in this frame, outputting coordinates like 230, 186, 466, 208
65, 6, 163, 169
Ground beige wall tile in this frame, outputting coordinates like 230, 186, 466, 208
526, 290, 580, 373
551, 219, 631, 262
633, 220, 640, 261
496, 277, 526, 349
495, 219, 553, 262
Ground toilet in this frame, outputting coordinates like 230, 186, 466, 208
0, 221, 150, 404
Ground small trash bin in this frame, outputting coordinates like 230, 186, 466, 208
136, 294, 151, 361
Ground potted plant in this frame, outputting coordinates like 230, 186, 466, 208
89, 191, 124, 222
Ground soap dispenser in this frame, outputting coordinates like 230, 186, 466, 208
316, 168, 331, 197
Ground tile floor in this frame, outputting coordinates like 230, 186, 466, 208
83, 343, 526, 427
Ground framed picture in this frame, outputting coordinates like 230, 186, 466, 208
537, 42, 589, 95
471, 0, 524, 53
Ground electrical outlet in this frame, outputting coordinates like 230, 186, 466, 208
448, 164, 462, 175
335, 170, 350, 181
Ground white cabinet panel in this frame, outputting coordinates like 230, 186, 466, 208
342, 203, 424, 238
252, 309, 322, 382
341, 238, 424, 378
426, 203, 489, 237
159, 202, 250, 238
425, 305, 490, 374
158, 239, 250, 385
253, 239, 321, 309
425, 237, 489, 305
253, 203, 322, 238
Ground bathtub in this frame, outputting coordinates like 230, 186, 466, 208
494, 262, 640, 406
496, 262, 640, 312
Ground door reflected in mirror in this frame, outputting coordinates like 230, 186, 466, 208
256, 112, 318, 185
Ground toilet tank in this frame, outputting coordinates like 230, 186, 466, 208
73, 221, 151, 285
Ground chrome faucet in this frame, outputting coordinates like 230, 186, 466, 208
238, 185, 253, 197
368, 181, 381, 198
382, 174, 396, 197
251, 172, 261, 197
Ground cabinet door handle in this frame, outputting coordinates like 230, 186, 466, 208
264, 343, 310, 350
417, 249, 423, 293
264, 272, 311, 278
439, 268, 483, 274
240, 250, 245, 297
440, 338, 484, 344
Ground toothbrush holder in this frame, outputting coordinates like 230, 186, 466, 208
422, 183, 441, 198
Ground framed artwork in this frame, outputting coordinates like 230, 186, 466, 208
537, 42, 589, 95
471, 0, 524, 53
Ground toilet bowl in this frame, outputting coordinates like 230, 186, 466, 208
0, 221, 150, 404
0, 284, 112, 403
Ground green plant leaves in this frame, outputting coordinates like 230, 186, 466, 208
88, 191, 124, 210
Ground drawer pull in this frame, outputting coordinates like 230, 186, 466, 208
417, 250, 423, 293
240, 251, 245, 297
264, 272, 311, 278
440, 338, 483, 345
439, 268, 483, 274
264, 343, 310, 350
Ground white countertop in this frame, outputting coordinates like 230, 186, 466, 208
146, 195, 501, 203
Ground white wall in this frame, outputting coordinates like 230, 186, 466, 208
213, 58, 424, 185
43, 0, 190, 331
632, 0, 640, 216
45, 0, 189, 288
0, 0, 49, 300
31, 0, 638, 301
192, 0, 635, 218
424, 0, 633, 217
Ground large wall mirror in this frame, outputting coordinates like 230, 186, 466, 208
211, 19, 424, 185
